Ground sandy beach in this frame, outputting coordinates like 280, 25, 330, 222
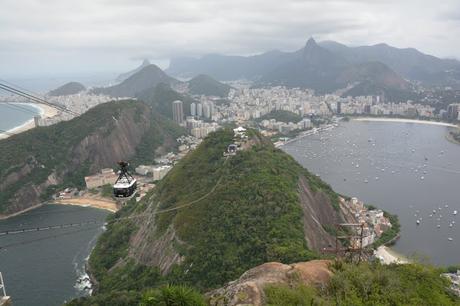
53, 197, 118, 212
354, 117, 458, 128
0, 103, 59, 139
375, 246, 409, 264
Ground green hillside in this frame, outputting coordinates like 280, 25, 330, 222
187, 74, 232, 97
257, 110, 302, 123
136, 83, 196, 119
70, 129, 460, 306
0, 100, 182, 213
265, 262, 459, 306
86, 129, 341, 293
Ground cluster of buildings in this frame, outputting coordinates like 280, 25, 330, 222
337, 97, 435, 118
442, 270, 460, 297
190, 99, 215, 120
259, 118, 312, 134
135, 164, 172, 181
443, 103, 460, 121
185, 117, 220, 138
36, 93, 113, 126
197, 84, 458, 126
84, 168, 118, 189
341, 197, 393, 248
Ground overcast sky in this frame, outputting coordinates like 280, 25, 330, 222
2, 0, 460, 78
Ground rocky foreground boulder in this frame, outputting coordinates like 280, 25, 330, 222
207, 260, 332, 306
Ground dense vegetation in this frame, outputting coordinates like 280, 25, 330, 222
67, 285, 205, 306
266, 262, 459, 306
136, 83, 195, 120
372, 212, 400, 247
130, 112, 185, 167
153, 129, 327, 289
0, 100, 183, 213
71, 129, 458, 306
87, 129, 344, 298
48, 81, 86, 96
257, 110, 302, 123
0, 100, 144, 212
187, 74, 232, 97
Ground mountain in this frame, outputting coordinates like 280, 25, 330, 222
136, 83, 196, 119
86, 128, 351, 293
187, 74, 232, 97
319, 40, 460, 87
69, 129, 460, 306
48, 82, 86, 96
0, 100, 183, 216
167, 50, 295, 80
168, 38, 410, 96
260, 38, 409, 95
116, 59, 151, 82
91, 64, 179, 97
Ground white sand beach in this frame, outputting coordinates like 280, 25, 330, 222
0, 103, 59, 139
376, 246, 409, 264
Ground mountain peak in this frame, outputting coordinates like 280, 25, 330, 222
305, 37, 317, 48
141, 59, 151, 66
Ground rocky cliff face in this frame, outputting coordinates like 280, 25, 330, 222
0, 101, 151, 216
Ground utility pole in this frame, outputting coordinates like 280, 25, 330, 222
0, 272, 11, 306
322, 223, 369, 263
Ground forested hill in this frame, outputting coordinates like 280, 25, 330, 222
0, 100, 183, 216
85, 128, 346, 293
69, 129, 460, 306
187, 74, 232, 97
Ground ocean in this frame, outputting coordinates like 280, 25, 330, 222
283, 120, 460, 266
0, 205, 109, 306
0, 103, 41, 132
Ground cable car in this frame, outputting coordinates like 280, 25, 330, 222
113, 161, 137, 198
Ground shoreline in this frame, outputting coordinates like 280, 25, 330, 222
353, 117, 458, 128
0, 203, 44, 220
376, 245, 410, 265
53, 198, 118, 213
0, 102, 59, 139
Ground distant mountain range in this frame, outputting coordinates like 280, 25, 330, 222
167, 38, 460, 96
319, 41, 460, 86
92, 63, 231, 100
91, 64, 179, 97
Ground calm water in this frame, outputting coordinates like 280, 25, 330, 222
0, 205, 109, 306
283, 120, 460, 266
0, 103, 40, 131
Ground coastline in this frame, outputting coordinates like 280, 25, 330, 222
353, 117, 458, 128
446, 128, 460, 145
0, 103, 59, 139
53, 198, 118, 213
376, 245, 410, 265
0, 203, 44, 220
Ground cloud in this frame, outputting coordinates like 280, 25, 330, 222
1, 0, 460, 78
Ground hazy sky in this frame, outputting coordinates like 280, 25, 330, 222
2, 0, 460, 78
